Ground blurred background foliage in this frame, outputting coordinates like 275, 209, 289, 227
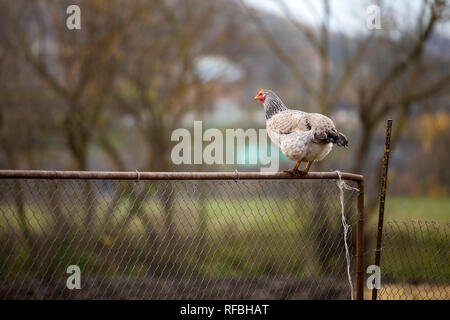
0, 0, 449, 219
0, 1, 449, 298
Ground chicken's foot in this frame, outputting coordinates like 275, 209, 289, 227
299, 161, 313, 175
284, 160, 302, 176
283, 160, 313, 176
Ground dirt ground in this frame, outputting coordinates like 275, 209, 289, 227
366, 283, 449, 300
0, 276, 352, 300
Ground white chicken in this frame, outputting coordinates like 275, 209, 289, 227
254, 89, 348, 175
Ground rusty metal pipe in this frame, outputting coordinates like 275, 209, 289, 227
0, 170, 364, 182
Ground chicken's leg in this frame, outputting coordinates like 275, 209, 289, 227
284, 160, 302, 176
299, 161, 313, 176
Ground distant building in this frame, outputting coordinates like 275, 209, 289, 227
188, 55, 247, 126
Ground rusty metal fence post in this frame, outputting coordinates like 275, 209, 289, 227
356, 178, 365, 300
372, 119, 393, 300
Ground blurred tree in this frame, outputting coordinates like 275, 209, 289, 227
241, 0, 450, 205
109, 0, 228, 243
2, 0, 140, 232
240, 0, 450, 273
414, 112, 450, 196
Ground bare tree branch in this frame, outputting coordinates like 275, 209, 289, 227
238, 0, 320, 99
367, 2, 441, 108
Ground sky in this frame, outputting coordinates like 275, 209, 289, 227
244, 0, 449, 37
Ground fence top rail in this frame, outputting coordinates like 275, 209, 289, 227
0, 170, 363, 182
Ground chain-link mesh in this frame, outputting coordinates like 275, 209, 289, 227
0, 178, 360, 299
374, 220, 449, 300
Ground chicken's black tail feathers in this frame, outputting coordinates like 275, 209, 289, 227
334, 131, 348, 147
314, 129, 348, 147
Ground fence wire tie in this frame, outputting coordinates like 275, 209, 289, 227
135, 169, 141, 185
234, 169, 240, 181
335, 170, 355, 300
335, 170, 360, 193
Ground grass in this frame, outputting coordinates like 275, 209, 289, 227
383, 196, 450, 222
366, 196, 449, 287
0, 194, 448, 292
0, 192, 350, 281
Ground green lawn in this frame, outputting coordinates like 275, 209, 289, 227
0, 195, 448, 282
384, 196, 450, 222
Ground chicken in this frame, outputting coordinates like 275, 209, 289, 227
254, 89, 348, 175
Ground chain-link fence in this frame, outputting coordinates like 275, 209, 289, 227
0, 171, 364, 300
373, 220, 449, 300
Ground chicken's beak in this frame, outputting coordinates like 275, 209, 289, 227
254, 95, 259, 100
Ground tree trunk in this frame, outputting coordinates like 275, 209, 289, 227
148, 131, 178, 243
77, 154, 96, 235
69, 140, 96, 235
49, 180, 70, 235
352, 121, 374, 174
367, 105, 410, 211
195, 181, 208, 264
13, 181, 33, 248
